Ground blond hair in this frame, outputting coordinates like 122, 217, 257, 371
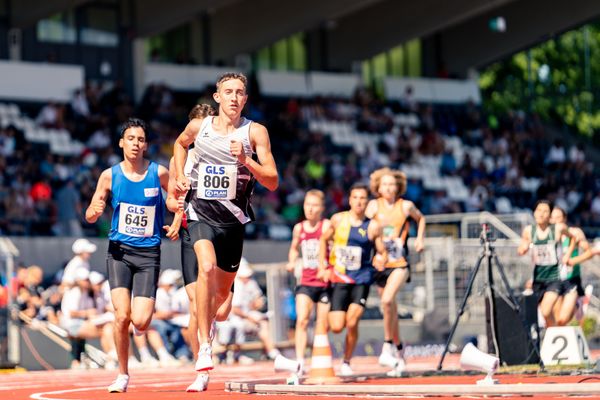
305, 189, 325, 204
216, 72, 248, 91
188, 103, 216, 121
369, 167, 407, 198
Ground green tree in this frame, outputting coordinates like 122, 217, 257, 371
480, 24, 600, 138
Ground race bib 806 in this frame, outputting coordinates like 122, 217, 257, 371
197, 163, 237, 200
118, 202, 155, 237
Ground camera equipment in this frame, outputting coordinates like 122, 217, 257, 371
437, 224, 543, 370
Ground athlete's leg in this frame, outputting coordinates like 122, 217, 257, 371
329, 311, 346, 333
216, 290, 233, 321
539, 290, 560, 327
111, 288, 132, 376
185, 283, 199, 357
329, 284, 349, 333
314, 298, 331, 333
194, 239, 218, 346
381, 268, 409, 344
295, 293, 315, 361
214, 269, 236, 318
343, 303, 365, 363
556, 289, 578, 326
131, 297, 155, 332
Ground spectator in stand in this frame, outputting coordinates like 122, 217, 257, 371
231, 259, 294, 366
591, 191, 600, 223
17, 265, 44, 319
38, 285, 62, 325
547, 139, 566, 166
568, 143, 585, 164
54, 178, 83, 237
36, 101, 64, 128
60, 268, 116, 369
61, 238, 97, 287
142, 269, 185, 365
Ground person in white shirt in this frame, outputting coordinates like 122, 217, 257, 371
60, 268, 115, 368
230, 259, 296, 369
61, 238, 97, 287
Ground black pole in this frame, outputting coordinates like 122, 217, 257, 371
437, 252, 485, 370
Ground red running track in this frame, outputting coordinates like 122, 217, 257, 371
1, 355, 598, 400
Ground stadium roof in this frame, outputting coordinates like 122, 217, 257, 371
8, 0, 600, 74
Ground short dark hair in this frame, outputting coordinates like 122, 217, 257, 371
120, 118, 147, 138
216, 72, 248, 91
534, 199, 552, 211
349, 182, 369, 195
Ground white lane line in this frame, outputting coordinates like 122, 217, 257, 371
29, 380, 199, 400
30, 386, 107, 400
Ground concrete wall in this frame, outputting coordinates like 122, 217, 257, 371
8, 237, 290, 282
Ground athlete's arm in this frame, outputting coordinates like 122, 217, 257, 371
517, 226, 532, 255
173, 118, 203, 192
85, 168, 111, 223
365, 199, 378, 219
557, 223, 576, 264
318, 214, 338, 282
165, 158, 179, 213
567, 227, 593, 266
369, 220, 387, 271
236, 122, 278, 191
158, 164, 170, 193
287, 223, 302, 272
163, 158, 183, 240
403, 200, 426, 252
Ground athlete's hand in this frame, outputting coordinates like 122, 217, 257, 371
414, 238, 425, 253
373, 253, 387, 271
517, 244, 529, 256
230, 140, 247, 164
561, 254, 571, 265
163, 224, 180, 241
175, 175, 190, 193
317, 268, 330, 283
88, 199, 106, 219
286, 261, 296, 273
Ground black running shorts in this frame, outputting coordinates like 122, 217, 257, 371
106, 240, 160, 299
186, 220, 244, 273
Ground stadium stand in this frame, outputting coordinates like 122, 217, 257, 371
0, 72, 597, 240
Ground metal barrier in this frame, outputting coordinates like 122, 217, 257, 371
0, 237, 19, 367
259, 236, 598, 344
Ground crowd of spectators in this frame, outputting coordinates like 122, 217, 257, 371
1, 238, 283, 368
0, 76, 598, 240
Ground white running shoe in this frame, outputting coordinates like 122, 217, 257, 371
107, 374, 129, 393
238, 355, 255, 365
273, 354, 300, 373
186, 373, 209, 392
386, 357, 406, 377
378, 350, 399, 369
339, 362, 354, 376
195, 343, 214, 371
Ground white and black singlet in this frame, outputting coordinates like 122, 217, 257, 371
185, 116, 256, 227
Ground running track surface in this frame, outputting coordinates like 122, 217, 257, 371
1, 355, 599, 400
